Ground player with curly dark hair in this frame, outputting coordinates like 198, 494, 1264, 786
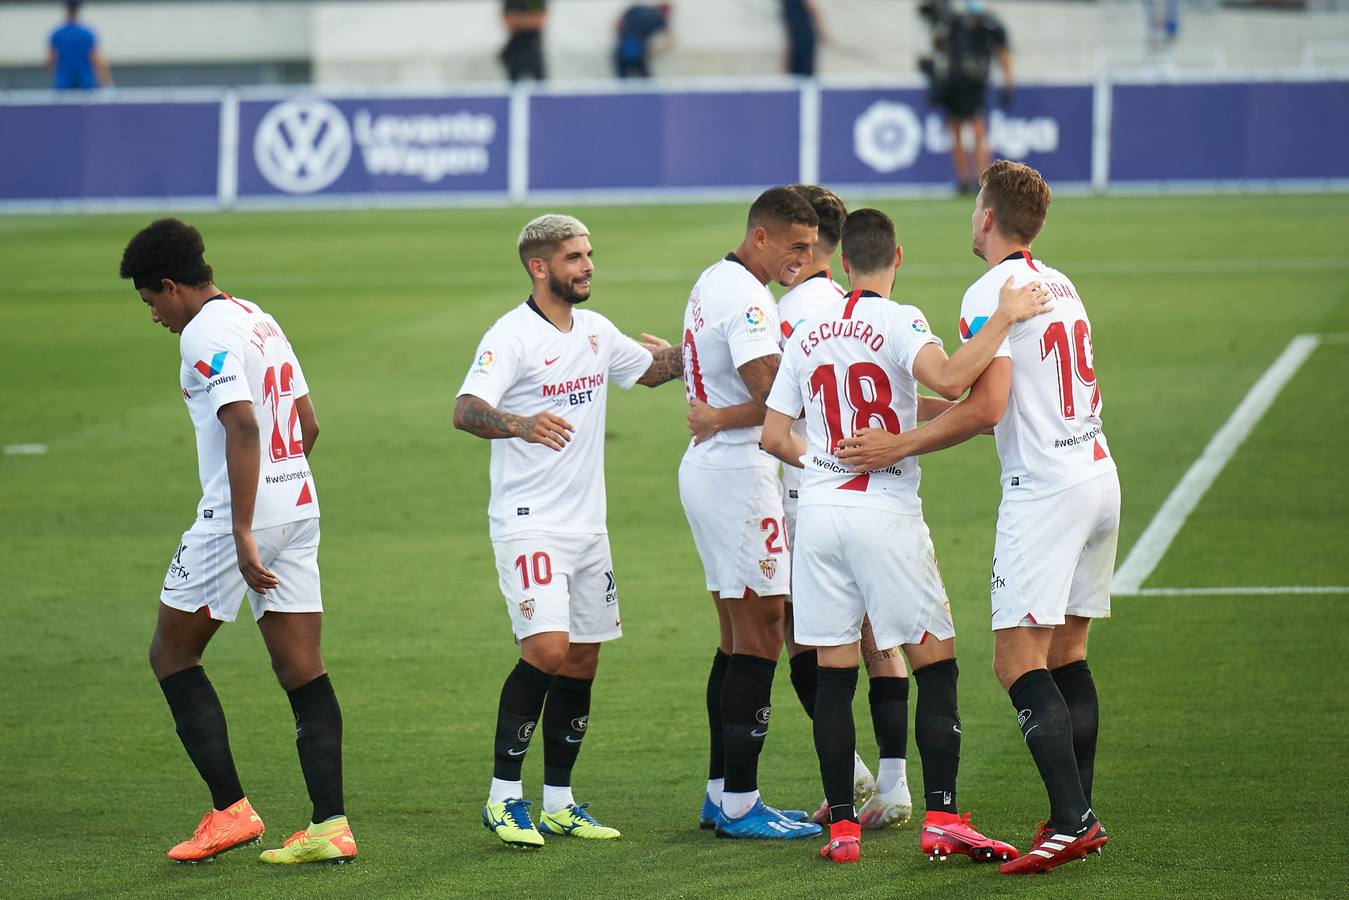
121, 218, 356, 866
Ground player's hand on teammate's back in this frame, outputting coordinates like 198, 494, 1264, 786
521, 411, 574, 451
687, 398, 721, 445
836, 428, 904, 473
639, 332, 672, 352
998, 276, 1053, 322
234, 530, 280, 594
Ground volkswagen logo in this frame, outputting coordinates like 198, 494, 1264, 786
254, 98, 353, 194
854, 100, 923, 173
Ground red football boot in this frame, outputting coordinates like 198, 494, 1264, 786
819, 820, 861, 864
920, 811, 1019, 862
999, 820, 1108, 875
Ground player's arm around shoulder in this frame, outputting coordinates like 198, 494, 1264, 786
635, 332, 683, 387
913, 277, 1050, 400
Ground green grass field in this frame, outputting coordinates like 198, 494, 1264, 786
2, 194, 1347, 898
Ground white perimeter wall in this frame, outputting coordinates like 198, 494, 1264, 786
2, 0, 1347, 84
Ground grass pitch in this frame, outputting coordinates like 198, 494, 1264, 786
2, 194, 1347, 898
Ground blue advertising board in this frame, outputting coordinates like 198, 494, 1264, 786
1110, 80, 1349, 182
235, 95, 510, 198
528, 90, 800, 191
819, 85, 1094, 186
0, 101, 219, 200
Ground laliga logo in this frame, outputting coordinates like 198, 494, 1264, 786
854, 101, 923, 173
254, 98, 352, 194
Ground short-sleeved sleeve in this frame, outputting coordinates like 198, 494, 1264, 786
726, 299, 783, 369
456, 327, 521, 408
605, 320, 655, 390
766, 339, 805, 419
884, 306, 944, 377
958, 282, 1011, 358
180, 325, 253, 414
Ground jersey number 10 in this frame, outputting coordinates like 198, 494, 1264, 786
262, 363, 305, 462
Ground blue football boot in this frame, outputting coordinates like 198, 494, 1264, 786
715, 800, 822, 840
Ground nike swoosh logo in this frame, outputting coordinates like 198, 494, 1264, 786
564, 736, 583, 743
162, 585, 182, 591
750, 728, 768, 737
1022, 724, 1040, 741
507, 748, 527, 756
544, 356, 560, 366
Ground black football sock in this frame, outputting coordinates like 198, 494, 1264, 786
813, 666, 859, 823
914, 658, 961, 814
159, 666, 245, 811
492, 659, 554, 782
706, 649, 730, 781
1053, 660, 1099, 808
287, 673, 344, 822
1008, 668, 1093, 832
868, 675, 909, 762
789, 648, 819, 719
542, 674, 593, 788
721, 654, 776, 793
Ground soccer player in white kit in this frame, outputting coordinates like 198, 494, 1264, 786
837, 162, 1120, 874
762, 207, 1045, 864
455, 215, 683, 849
679, 187, 821, 840
771, 185, 918, 830
120, 219, 355, 865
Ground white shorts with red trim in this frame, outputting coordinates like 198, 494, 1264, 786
990, 470, 1120, 631
492, 531, 622, 643
678, 457, 791, 599
159, 518, 322, 623
791, 505, 954, 649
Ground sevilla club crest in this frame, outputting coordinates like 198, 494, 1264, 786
759, 558, 777, 579
588, 334, 599, 354
519, 598, 535, 621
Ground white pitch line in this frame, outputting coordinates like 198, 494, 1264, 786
1121, 586, 1349, 597
3, 443, 48, 456
1112, 334, 1322, 594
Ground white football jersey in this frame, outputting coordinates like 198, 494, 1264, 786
777, 271, 847, 503
177, 294, 318, 532
681, 254, 784, 468
767, 290, 942, 514
959, 251, 1116, 498
457, 300, 653, 540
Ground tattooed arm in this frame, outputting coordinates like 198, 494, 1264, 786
453, 394, 574, 451
686, 352, 781, 444
636, 333, 684, 387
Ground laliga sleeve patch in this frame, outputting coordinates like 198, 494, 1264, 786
472, 348, 496, 375
743, 305, 769, 336
910, 316, 931, 335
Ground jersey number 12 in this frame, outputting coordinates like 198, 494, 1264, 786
262, 363, 304, 462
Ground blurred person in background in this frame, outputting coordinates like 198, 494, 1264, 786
782, 0, 826, 77
920, 0, 1012, 193
501, 0, 548, 82
47, 1, 110, 90
614, 3, 672, 79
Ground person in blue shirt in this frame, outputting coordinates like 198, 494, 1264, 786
782, 0, 825, 77
47, 2, 110, 90
614, 3, 671, 79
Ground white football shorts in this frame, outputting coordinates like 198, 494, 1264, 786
990, 469, 1121, 631
791, 505, 954, 649
679, 457, 791, 599
159, 518, 323, 623
493, 531, 622, 643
